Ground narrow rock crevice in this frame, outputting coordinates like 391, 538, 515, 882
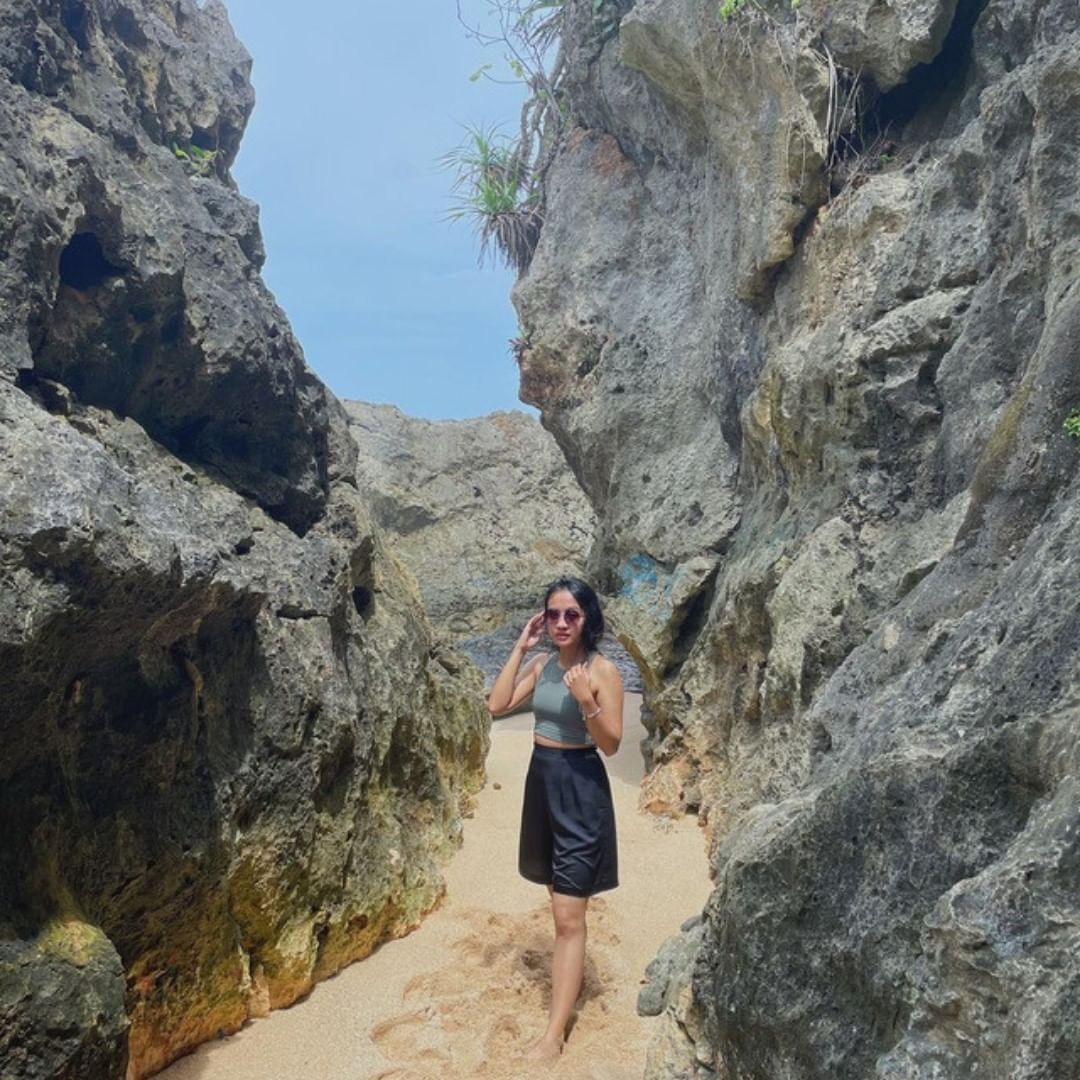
60, 0, 91, 52
663, 566, 720, 680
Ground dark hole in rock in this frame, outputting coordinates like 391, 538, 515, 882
917, 351, 944, 391
190, 128, 217, 151
315, 732, 355, 816
352, 586, 372, 617
234, 801, 257, 831
172, 415, 210, 455
61, 0, 90, 50
577, 353, 599, 377
301, 703, 319, 747
313, 921, 331, 965
871, 0, 989, 136
59, 232, 125, 290
161, 313, 184, 345
110, 7, 146, 46
825, 0, 988, 199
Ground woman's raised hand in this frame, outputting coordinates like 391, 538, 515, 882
562, 663, 594, 706
516, 611, 546, 653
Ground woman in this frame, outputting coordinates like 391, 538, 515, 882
486, 577, 624, 1063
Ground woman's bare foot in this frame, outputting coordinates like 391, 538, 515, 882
524, 1035, 563, 1063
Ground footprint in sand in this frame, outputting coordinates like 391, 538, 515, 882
370, 902, 621, 1078
370, 1006, 450, 1065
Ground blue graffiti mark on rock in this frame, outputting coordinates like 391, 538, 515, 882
617, 553, 676, 604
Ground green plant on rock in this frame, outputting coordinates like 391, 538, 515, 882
441, 123, 542, 272
459, 0, 566, 94
171, 139, 217, 178
718, 0, 801, 20
1064, 409, 1080, 439
450, 0, 581, 272
450, 0, 630, 270
510, 333, 531, 366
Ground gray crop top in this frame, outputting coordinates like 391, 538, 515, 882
532, 655, 595, 746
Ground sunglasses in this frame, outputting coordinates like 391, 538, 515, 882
545, 607, 582, 626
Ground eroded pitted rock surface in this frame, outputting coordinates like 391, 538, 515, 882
343, 401, 595, 638
515, 0, 1080, 1075
0, 3, 487, 1078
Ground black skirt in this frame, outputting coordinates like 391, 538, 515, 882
518, 743, 619, 897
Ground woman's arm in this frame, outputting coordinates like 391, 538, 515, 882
487, 652, 545, 717
487, 612, 546, 716
565, 657, 624, 756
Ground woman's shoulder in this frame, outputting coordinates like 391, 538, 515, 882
589, 652, 621, 679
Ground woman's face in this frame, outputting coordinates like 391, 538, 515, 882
544, 589, 585, 649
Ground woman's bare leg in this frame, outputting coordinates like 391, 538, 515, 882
526, 888, 588, 1061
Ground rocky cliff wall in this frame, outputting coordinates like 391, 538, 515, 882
515, 0, 1080, 1076
0, 3, 487, 1077
344, 401, 595, 637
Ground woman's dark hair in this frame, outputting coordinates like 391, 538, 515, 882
544, 577, 604, 654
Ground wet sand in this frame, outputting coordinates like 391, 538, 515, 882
161, 694, 712, 1079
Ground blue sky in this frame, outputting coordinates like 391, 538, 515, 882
222, 1, 535, 420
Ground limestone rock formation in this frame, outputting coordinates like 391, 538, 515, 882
344, 400, 595, 637
514, 0, 1080, 1075
637, 914, 703, 1018
0, 3, 487, 1077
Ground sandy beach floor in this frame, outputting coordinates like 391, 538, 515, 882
161, 694, 712, 1079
